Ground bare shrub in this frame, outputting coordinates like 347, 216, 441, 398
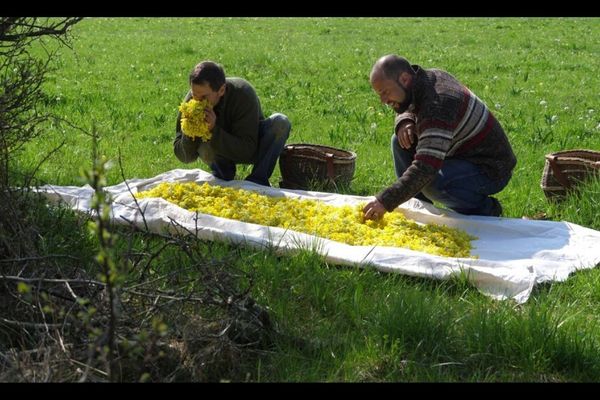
1, 18, 275, 382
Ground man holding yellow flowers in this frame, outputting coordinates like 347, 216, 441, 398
174, 61, 291, 187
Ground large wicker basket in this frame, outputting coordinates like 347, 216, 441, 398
540, 149, 600, 200
278, 143, 357, 191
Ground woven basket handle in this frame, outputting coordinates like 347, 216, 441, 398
325, 153, 335, 180
547, 154, 572, 189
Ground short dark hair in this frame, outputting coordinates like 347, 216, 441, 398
189, 61, 226, 91
374, 54, 415, 81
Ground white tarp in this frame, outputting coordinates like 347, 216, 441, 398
37, 168, 600, 304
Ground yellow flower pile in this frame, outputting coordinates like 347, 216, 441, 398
136, 182, 476, 258
178, 98, 212, 141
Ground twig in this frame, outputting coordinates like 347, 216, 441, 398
1, 317, 64, 329
123, 289, 211, 304
23, 140, 66, 188
70, 358, 109, 380
0, 254, 81, 263
117, 148, 149, 232
0, 275, 105, 286
63, 281, 79, 301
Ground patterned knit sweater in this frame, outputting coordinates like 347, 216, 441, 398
376, 65, 517, 211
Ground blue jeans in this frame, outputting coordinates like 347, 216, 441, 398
391, 133, 510, 216
209, 113, 291, 187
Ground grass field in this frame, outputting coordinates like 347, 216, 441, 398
15, 17, 600, 381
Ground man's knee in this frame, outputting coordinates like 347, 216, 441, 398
391, 133, 405, 155
269, 113, 291, 140
198, 144, 215, 164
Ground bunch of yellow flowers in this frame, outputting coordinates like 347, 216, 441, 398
178, 98, 212, 141
136, 182, 476, 258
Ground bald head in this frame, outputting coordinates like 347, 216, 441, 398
370, 54, 414, 84
370, 55, 415, 113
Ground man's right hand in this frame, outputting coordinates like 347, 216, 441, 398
205, 107, 216, 131
396, 120, 416, 149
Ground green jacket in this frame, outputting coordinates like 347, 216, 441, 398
174, 77, 264, 163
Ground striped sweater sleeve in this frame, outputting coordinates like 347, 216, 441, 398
376, 159, 437, 211
394, 111, 417, 134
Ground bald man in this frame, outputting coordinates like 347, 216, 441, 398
363, 55, 516, 220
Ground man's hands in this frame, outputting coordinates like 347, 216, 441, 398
205, 107, 216, 131
397, 120, 416, 149
363, 198, 387, 221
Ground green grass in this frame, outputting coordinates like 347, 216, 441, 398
14, 17, 600, 381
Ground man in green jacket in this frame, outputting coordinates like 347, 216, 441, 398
174, 60, 291, 187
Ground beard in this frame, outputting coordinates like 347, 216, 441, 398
392, 83, 413, 113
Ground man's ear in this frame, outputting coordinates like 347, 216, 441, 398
217, 83, 226, 97
398, 72, 412, 88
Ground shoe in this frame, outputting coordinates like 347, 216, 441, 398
489, 197, 503, 217
245, 176, 271, 187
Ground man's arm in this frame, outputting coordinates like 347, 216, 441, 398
209, 87, 261, 163
376, 160, 437, 211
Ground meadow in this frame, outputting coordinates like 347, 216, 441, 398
16, 17, 600, 381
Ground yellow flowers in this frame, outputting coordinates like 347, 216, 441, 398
178, 98, 212, 141
136, 182, 476, 258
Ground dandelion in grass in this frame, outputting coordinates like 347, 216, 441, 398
179, 98, 212, 141
137, 182, 477, 258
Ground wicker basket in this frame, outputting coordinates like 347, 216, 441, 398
278, 143, 357, 191
540, 149, 600, 200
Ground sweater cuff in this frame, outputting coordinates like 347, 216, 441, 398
394, 112, 417, 134
375, 192, 399, 212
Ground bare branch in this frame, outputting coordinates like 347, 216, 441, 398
1, 318, 63, 329
0, 17, 83, 42
0, 254, 80, 264
0, 275, 105, 287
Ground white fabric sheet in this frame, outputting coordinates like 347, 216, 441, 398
36, 168, 600, 304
